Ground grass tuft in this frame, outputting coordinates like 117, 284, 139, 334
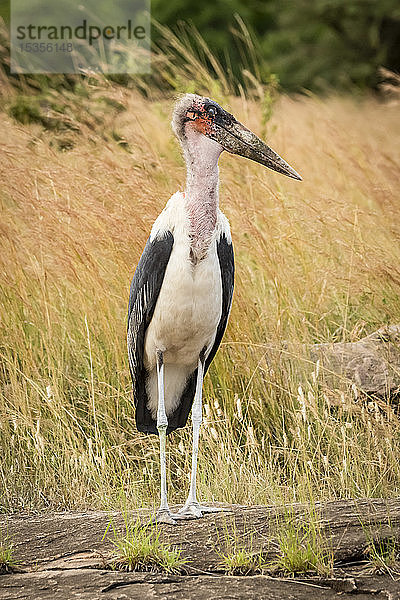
366, 537, 399, 574
108, 518, 187, 574
217, 518, 266, 575
360, 515, 400, 575
0, 537, 18, 573
270, 510, 333, 576
364, 534, 400, 576
366, 538, 400, 575
220, 546, 264, 576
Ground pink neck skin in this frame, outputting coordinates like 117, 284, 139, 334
183, 127, 223, 260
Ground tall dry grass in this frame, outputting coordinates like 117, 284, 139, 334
0, 70, 400, 511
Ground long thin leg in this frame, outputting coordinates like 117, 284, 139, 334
180, 352, 205, 517
177, 350, 227, 519
153, 349, 176, 525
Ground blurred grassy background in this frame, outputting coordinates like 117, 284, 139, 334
0, 5, 399, 512
152, 0, 400, 92
1, 0, 399, 92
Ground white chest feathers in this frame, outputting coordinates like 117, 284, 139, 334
144, 191, 231, 373
144, 236, 222, 369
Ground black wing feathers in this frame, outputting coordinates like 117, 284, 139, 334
205, 234, 235, 374
127, 232, 174, 434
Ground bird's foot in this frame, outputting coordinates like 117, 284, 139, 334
175, 502, 202, 520
150, 508, 177, 525
175, 501, 230, 520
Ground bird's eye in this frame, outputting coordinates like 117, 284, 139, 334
206, 105, 218, 117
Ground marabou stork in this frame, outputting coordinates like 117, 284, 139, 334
127, 94, 301, 524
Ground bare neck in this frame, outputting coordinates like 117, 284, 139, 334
183, 132, 222, 260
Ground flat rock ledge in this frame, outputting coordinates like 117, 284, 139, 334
1, 498, 400, 599
309, 325, 400, 397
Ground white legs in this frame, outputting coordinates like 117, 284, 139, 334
152, 348, 226, 524
154, 350, 175, 524
188, 353, 204, 504
177, 352, 205, 518
177, 351, 225, 519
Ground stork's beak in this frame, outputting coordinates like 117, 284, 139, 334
213, 117, 302, 180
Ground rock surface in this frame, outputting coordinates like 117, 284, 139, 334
310, 325, 400, 397
1, 498, 400, 599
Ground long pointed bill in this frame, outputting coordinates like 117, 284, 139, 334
214, 119, 302, 180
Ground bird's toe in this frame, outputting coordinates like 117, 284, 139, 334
150, 509, 177, 525
175, 502, 203, 519
196, 505, 230, 514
